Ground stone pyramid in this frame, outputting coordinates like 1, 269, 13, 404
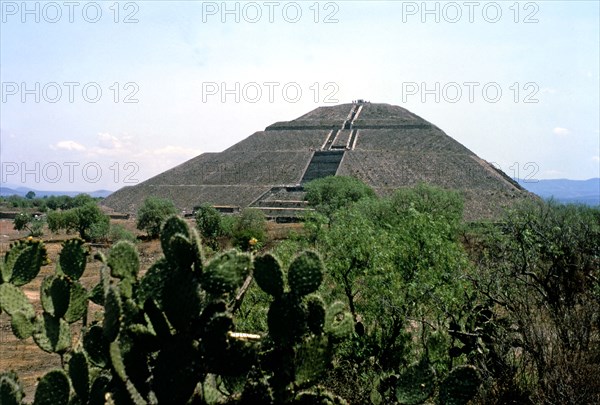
102, 102, 532, 221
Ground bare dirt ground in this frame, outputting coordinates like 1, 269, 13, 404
0, 218, 300, 400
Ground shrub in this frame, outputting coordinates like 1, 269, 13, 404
305, 176, 375, 220
45, 203, 110, 241
232, 208, 267, 250
136, 196, 178, 238
195, 204, 223, 248
109, 223, 137, 243
13, 212, 44, 237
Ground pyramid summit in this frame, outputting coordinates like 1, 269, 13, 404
102, 102, 532, 220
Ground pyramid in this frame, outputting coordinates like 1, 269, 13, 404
102, 102, 533, 221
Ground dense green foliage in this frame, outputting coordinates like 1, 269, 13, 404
304, 176, 376, 220
232, 208, 267, 250
465, 199, 600, 403
45, 202, 110, 241
136, 197, 178, 238
13, 212, 44, 237
1, 179, 598, 404
0, 193, 102, 212
195, 204, 224, 249
108, 224, 137, 243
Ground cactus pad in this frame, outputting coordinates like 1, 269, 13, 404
32, 370, 70, 405
137, 258, 170, 309
306, 295, 326, 335
32, 313, 71, 353
107, 241, 139, 281
40, 275, 70, 318
438, 365, 481, 405
103, 286, 122, 342
169, 233, 195, 269
69, 351, 90, 402
11, 310, 34, 339
83, 325, 109, 368
163, 267, 202, 331
160, 216, 191, 261
58, 239, 88, 280
253, 254, 285, 297
0, 371, 24, 405
0, 283, 35, 318
324, 302, 354, 341
4, 239, 46, 286
202, 251, 252, 296
288, 251, 324, 297
267, 293, 308, 345
394, 360, 436, 405
63, 280, 87, 323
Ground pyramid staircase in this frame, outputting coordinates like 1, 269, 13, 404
249, 103, 363, 221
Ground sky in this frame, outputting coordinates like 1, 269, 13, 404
1, 0, 599, 192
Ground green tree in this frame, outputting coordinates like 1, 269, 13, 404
136, 196, 178, 238
25, 190, 36, 199
45, 203, 110, 241
315, 185, 472, 402
304, 176, 375, 221
468, 200, 600, 403
195, 203, 223, 249
46, 210, 65, 233
13, 212, 44, 237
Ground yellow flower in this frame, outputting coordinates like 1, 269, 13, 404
249, 237, 258, 246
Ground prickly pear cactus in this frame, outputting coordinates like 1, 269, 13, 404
394, 360, 436, 405
288, 251, 324, 297
252, 251, 354, 402
0, 283, 35, 318
253, 254, 285, 297
58, 238, 88, 280
1, 239, 47, 285
107, 240, 139, 281
0, 371, 24, 405
0, 217, 355, 405
202, 250, 252, 296
438, 365, 481, 405
33, 369, 70, 405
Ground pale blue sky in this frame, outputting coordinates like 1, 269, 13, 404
1, 0, 598, 191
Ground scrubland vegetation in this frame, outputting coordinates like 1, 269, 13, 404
1, 178, 598, 404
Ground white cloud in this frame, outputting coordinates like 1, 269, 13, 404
553, 127, 570, 137
51, 140, 86, 151
96, 132, 137, 151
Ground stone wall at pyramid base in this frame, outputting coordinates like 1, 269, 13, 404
102, 182, 532, 222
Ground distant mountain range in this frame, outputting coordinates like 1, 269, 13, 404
0, 185, 113, 199
517, 178, 599, 206
0, 178, 598, 206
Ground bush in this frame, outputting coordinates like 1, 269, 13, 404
232, 208, 267, 250
109, 223, 137, 243
13, 212, 44, 237
467, 200, 600, 403
305, 176, 375, 220
45, 203, 110, 241
195, 204, 223, 248
136, 196, 178, 238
